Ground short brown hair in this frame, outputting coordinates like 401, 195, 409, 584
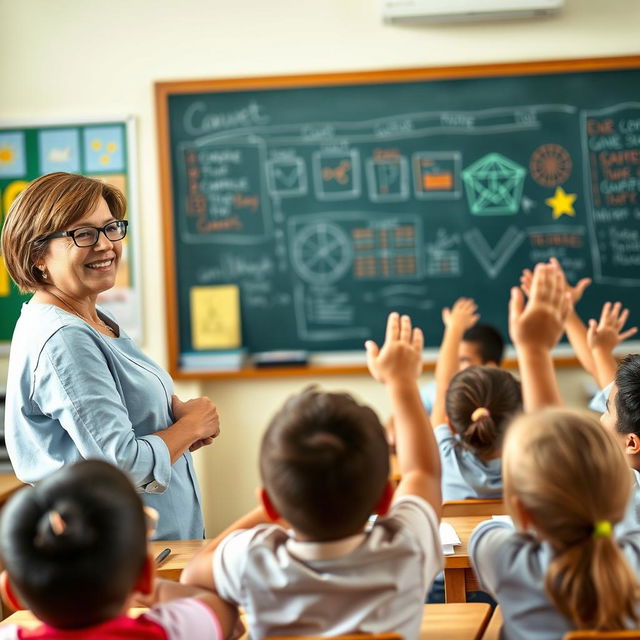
1, 172, 126, 293
260, 386, 390, 541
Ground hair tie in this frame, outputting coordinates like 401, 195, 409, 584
471, 407, 490, 422
593, 520, 612, 539
48, 511, 66, 536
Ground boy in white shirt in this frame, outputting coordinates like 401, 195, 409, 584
182, 312, 442, 640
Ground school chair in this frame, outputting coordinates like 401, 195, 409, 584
563, 632, 640, 639
265, 635, 402, 640
480, 606, 502, 640
442, 499, 506, 517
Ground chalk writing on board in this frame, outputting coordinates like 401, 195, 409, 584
582, 102, 640, 285
426, 229, 462, 277
413, 152, 461, 199
366, 150, 410, 202
161, 62, 640, 360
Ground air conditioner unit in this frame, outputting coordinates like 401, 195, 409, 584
380, 0, 564, 24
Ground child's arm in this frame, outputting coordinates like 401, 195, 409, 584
366, 312, 441, 517
521, 258, 595, 378
430, 298, 479, 428
510, 263, 572, 411
587, 301, 637, 387
136, 579, 240, 639
180, 506, 286, 590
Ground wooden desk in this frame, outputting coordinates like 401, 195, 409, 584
442, 515, 489, 604
150, 515, 490, 602
149, 539, 208, 581
480, 605, 502, 640
0, 474, 24, 506
2, 604, 493, 640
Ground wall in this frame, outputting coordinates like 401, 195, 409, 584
1, 0, 638, 535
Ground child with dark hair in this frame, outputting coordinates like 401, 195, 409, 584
182, 313, 443, 639
428, 297, 521, 500
427, 298, 505, 426
0, 460, 238, 639
600, 354, 640, 531
459, 324, 505, 368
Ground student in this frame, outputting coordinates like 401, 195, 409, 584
469, 263, 640, 637
182, 312, 442, 640
471, 408, 640, 638
601, 354, 640, 531
0, 460, 238, 640
437, 365, 521, 500
422, 297, 504, 417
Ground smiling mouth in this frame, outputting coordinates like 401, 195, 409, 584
86, 259, 114, 270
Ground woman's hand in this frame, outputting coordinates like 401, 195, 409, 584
172, 396, 220, 443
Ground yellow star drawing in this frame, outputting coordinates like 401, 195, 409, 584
545, 186, 577, 219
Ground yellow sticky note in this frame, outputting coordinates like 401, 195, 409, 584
190, 285, 241, 350
0, 256, 9, 297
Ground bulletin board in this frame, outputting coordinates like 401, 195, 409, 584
0, 117, 142, 351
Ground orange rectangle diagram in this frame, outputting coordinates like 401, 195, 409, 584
423, 173, 453, 190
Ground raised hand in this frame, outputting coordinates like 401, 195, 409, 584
587, 301, 638, 353
441, 297, 479, 333
520, 258, 590, 305
510, 262, 572, 352
365, 312, 424, 385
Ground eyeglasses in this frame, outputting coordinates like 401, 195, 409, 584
35, 220, 128, 248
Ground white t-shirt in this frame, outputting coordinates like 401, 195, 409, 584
214, 496, 442, 640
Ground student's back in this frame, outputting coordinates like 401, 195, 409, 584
471, 410, 640, 640
437, 365, 521, 500
182, 313, 443, 640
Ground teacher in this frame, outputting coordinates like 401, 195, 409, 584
1, 172, 218, 540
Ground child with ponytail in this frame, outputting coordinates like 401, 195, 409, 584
471, 408, 640, 637
470, 262, 640, 636
437, 365, 521, 499
0, 460, 238, 639
430, 297, 522, 500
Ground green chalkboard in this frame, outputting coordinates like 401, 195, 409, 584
0, 118, 142, 348
156, 57, 640, 374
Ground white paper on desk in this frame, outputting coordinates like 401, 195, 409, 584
439, 522, 461, 555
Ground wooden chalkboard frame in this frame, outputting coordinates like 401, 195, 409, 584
155, 55, 640, 379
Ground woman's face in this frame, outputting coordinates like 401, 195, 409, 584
38, 197, 122, 300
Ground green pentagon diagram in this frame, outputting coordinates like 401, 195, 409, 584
462, 153, 526, 215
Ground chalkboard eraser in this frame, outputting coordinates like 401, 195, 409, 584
252, 350, 309, 368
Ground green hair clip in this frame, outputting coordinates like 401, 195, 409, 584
593, 520, 613, 539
